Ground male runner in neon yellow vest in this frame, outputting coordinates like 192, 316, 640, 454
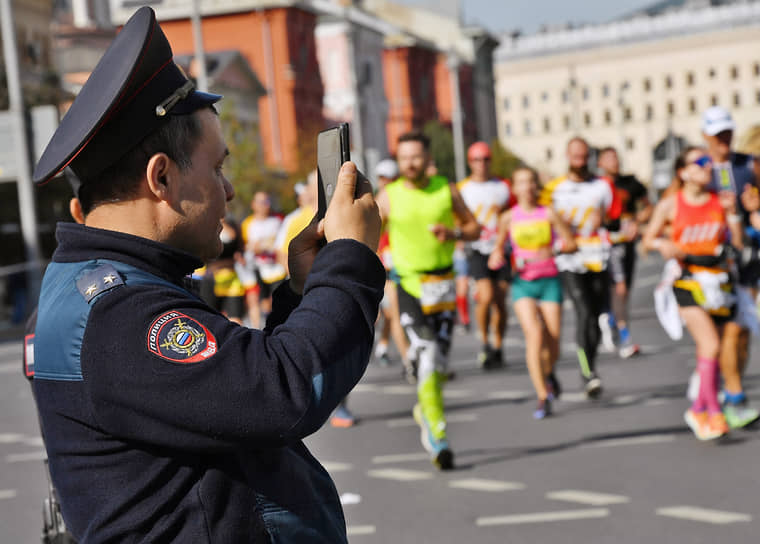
376, 131, 480, 469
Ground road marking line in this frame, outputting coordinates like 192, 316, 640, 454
387, 412, 478, 428
321, 462, 353, 472
546, 490, 630, 506
347, 525, 376, 536
352, 384, 380, 393
367, 468, 433, 481
0, 489, 17, 500
560, 392, 588, 403
0, 433, 24, 444
5, 451, 47, 463
443, 388, 473, 399
582, 434, 676, 449
656, 506, 752, 524
643, 398, 669, 407
380, 385, 416, 395
487, 390, 530, 401
449, 479, 525, 492
371, 452, 430, 464
476, 508, 609, 526
610, 395, 640, 405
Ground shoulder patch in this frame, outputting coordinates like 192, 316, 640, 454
147, 311, 218, 363
76, 263, 124, 303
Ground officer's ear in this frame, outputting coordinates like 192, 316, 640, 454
145, 153, 173, 202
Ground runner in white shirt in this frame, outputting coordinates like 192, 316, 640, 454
539, 137, 614, 398
458, 142, 514, 369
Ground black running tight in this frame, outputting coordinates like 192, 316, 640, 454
560, 271, 609, 373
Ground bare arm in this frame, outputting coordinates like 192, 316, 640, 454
433, 182, 481, 242
488, 210, 511, 270
641, 195, 683, 260
547, 207, 578, 253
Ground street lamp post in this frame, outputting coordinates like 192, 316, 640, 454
448, 51, 466, 183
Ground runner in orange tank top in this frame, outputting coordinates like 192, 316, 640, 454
643, 146, 744, 441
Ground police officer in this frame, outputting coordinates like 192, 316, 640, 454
30, 7, 383, 543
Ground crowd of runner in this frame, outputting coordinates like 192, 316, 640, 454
201, 104, 760, 469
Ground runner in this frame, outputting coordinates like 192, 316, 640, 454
597, 146, 653, 358
700, 106, 760, 428
275, 175, 317, 274
539, 137, 614, 398
489, 167, 577, 418
240, 191, 286, 328
458, 142, 514, 369
642, 146, 743, 440
376, 131, 480, 469
197, 217, 246, 325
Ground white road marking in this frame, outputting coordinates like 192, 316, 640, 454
560, 392, 588, 403
5, 451, 47, 463
610, 395, 640, 405
367, 468, 434, 481
656, 506, 752, 524
582, 434, 676, 449
387, 412, 478, 428
339, 492, 361, 505
380, 385, 416, 395
449, 479, 525, 492
0, 489, 17, 500
476, 508, 609, 526
352, 384, 380, 393
443, 388, 472, 399
371, 452, 430, 464
347, 525, 376, 536
0, 433, 24, 444
643, 398, 669, 407
546, 490, 630, 506
487, 390, 530, 401
321, 462, 353, 472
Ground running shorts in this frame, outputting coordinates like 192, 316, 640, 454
511, 275, 563, 303
467, 251, 510, 282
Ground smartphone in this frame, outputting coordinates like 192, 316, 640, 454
317, 123, 350, 218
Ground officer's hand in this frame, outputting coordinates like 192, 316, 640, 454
324, 162, 381, 251
287, 214, 325, 295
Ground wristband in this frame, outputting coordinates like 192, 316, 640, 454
728, 213, 742, 224
453, 227, 463, 240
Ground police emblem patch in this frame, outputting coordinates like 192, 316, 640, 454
147, 311, 217, 363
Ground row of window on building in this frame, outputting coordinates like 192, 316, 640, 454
503, 89, 760, 138
503, 63, 760, 111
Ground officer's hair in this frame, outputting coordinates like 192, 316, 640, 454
397, 130, 430, 151
77, 106, 215, 215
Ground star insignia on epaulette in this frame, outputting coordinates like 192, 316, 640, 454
103, 274, 116, 284
85, 284, 98, 297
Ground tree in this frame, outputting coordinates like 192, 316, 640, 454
423, 120, 456, 181
489, 138, 524, 180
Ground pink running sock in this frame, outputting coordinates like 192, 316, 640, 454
697, 356, 721, 415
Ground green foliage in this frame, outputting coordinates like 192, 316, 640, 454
422, 120, 456, 181
489, 138, 524, 180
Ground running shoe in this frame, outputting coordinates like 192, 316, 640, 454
546, 372, 562, 400
477, 345, 491, 368
330, 404, 357, 428
684, 409, 728, 440
618, 339, 641, 359
584, 373, 602, 399
412, 403, 454, 470
374, 343, 391, 367
533, 398, 552, 420
598, 313, 617, 353
723, 401, 760, 429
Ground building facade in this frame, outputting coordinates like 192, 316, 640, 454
495, 0, 760, 186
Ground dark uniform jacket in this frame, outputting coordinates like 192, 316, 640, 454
32, 223, 384, 543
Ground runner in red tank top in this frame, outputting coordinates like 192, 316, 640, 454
643, 146, 745, 440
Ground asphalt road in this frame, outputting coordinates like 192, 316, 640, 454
1, 254, 759, 543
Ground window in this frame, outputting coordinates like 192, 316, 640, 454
734, 92, 741, 107
730, 65, 739, 79
646, 104, 653, 120
541, 91, 549, 102
624, 106, 632, 121
524, 119, 531, 135
503, 97, 510, 111
504, 122, 511, 137
755, 63, 760, 77
582, 87, 589, 100
626, 138, 635, 151
546, 148, 553, 161
563, 115, 571, 130
667, 102, 675, 115
543, 117, 551, 133
689, 98, 697, 113
602, 84, 610, 98
711, 94, 718, 106
584, 112, 591, 127
709, 68, 716, 79
604, 110, 612, 125
664, 75, 673, 89
756, 90, 760, 105
562, 90, 569, 103
522, 95, 530, 108
686, 71, 695, 86
643, 78, 651, 92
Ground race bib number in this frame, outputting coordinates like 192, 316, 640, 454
576, 235, 610, 272
257, 262, 286, 283
420, 272, 456, 315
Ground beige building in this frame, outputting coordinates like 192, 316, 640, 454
495, 0, 760, 188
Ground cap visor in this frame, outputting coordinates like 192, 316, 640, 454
704, 121, 735, 136
172, 90, 222, 114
